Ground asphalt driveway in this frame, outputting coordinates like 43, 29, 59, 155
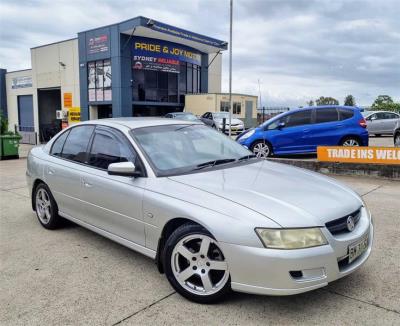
1, 158, 399, 325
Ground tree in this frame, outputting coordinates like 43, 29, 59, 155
344, 95, 355, 106
372, 95, 393, 108
371, 95, 400, 113
315, 96, 339, 106
307, 100, 314, 106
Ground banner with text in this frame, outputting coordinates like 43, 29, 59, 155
317, 146, 400, 165
132, 36, 201, 73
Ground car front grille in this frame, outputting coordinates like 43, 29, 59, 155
325, 208, 362, 235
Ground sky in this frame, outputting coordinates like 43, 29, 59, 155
0, 0, 399, 107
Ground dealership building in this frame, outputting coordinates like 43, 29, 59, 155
0, 16, 257, 144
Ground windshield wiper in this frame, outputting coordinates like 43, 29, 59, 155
193, 158, 236, 170
238, 154, 257, 161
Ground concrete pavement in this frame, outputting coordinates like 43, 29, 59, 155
0, 158, 399, 325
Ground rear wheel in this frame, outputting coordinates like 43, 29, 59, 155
164, 224, 230, 303
34, 183, 61, 229
251, 140, 272, 158
395, 133, 400, 147
340, 137, 360, 147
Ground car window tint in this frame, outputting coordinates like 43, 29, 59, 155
338, 108, 354, 121
88, 130, 135, 170
375, 113, 385, 120
61, 126, 95, 163
384, 112, 398, 119
315, 108, 339, 123
50, 130, 70, 157
283, 110, 312, 127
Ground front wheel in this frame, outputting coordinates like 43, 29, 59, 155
163, 224, 230, 303
251, 140, 272, 158
340, 137, 360, 147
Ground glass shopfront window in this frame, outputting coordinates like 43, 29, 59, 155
88, 59, 112, 102
133, 62, 201, 103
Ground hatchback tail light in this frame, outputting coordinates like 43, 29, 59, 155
359, 118, 367, 128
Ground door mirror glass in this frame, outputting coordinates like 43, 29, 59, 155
108, 162, 139, 177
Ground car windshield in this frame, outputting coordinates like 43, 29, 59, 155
213, 112, 230, 119
131, 124, 254, 176
361, 111, 372, 117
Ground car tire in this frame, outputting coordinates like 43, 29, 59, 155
340, 137, 360, 147
251, 140, 272, 158
33, 183, 62, 230
163, 223, 231, 304
375, 134, 381, 137
395, 133, 400, 147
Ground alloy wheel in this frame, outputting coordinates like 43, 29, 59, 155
171, 234, 229, 296
395, 134, 400, 147
253, 142, 270, 158
36, 188, 52, 224
342, 139, 360, 146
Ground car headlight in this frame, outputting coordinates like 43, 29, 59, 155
255, 228, 328, 249
239, 129, 255, 140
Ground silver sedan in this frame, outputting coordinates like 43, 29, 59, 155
363, 110, 400, 136
26, 118, 373, 303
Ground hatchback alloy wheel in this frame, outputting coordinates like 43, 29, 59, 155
342, 138, 360, 146
252, 142, 271, 158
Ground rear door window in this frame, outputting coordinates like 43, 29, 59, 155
315, 108, 339, 123
383, 112, 399, 119
50, 130, 70, 157
338, 108, 354, 121
61, 126, 95, 163
283, 110, 313, 127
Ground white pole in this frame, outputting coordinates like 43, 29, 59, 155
228, 0, 233, 137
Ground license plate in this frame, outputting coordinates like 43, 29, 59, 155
348, 234, 369, 263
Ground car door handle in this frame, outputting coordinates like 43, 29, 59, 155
48, 167, 55, 175
82, 179, 93, 188
303, 129, 311, 133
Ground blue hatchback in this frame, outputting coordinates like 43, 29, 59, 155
236, 106, 369, 157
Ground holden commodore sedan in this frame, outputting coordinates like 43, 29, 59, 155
27, 118, 373, 303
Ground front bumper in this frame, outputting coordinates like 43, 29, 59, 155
220, 209, 373, 296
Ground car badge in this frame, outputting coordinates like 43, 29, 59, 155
346, 216, 355, 232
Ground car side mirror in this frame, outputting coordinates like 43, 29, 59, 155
278, 122, 286, 129
370, 116, 377, 121
108, 162, 141, 177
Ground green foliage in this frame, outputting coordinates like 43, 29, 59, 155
306, 100, 314, 106
315, 96, 339, 106
371, 95, 400, 113
344, 95, 356, 106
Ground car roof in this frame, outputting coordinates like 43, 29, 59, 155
75, 117, 200, 129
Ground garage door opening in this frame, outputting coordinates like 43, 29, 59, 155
89, 105, 112, 119
38, 88, 62, 143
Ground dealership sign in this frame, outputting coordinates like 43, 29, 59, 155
132, 36, 201, 73
88, 34, 109, 55
11, 76, 32, 89
317, 146, 400, 165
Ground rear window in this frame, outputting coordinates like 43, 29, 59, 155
338, 108, 354, 121
61, 126, 95, 163
315, 108, 339, 123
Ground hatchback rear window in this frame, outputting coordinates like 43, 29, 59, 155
315, 108, 339, 123
338, 108, 354, 121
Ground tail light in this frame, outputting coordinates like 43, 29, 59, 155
359, 118, 367, 128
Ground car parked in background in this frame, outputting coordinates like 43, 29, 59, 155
237, 106, 368, 158
200, 112, 244, 134
362, 111, 400, 136
394, 120, 400, 147
26, 118, 373, 303
165, 112, 203, 123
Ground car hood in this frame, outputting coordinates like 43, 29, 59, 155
168, 161, 362, 228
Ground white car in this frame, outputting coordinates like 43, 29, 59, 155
363, 111, 400, 136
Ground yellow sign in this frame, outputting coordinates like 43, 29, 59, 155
63, 93, 72, 108
317, 146, 400, 165
68, 107, 81, 124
